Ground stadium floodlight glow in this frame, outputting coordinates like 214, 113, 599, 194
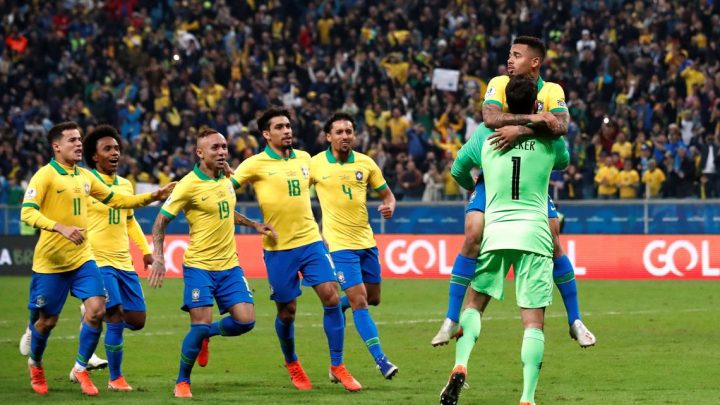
173, 54, 180, 61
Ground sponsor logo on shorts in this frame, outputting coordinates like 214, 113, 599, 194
36, 295, 46, 308
104, 288, 110, 303
337, 271, 346, 284
191, 288, 200, 302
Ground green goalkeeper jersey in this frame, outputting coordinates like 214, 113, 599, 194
467, 124, 569, 257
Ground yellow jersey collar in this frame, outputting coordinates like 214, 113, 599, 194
264, 145, 296, 160
193, 163, 225, 181
325, 148, 355, 164
49, 158, 79, 176
91, 169, 119, 186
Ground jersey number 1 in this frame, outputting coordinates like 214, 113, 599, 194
511, 157, 521, 200
218, 200, 230, 219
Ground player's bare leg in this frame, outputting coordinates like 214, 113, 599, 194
433, 211, 484, 346
549, 218, 596, 348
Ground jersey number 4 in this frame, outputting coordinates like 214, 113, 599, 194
511, 157, 521, 200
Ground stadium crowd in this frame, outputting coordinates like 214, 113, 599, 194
0, 0, 718, 204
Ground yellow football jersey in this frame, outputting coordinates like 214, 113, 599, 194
21, 159, 154, 273
232, 146, 320, 251
311, 149, 387, 251
87, 170, 151, 271
483, 75, 568, 114
161, 165, 238, 271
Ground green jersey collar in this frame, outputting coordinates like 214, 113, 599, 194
193, 163, 225, 181
49, 158, 79, 176
537, 76, 545, 92
91, 169, 118, 186
264, 145, 296, 160
325, 148, 355, 164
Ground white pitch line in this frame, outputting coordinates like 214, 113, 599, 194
0, 307, 711, 344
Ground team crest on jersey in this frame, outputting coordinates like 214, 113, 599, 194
536, 101, 544, 112
84, 183, 90, 194
485, 86, 496, 97
36, 295, 46, 308
191, 288, 200, 302
355, 171, 363, 181
337, 271, 346, 284
301, 166, 309, 178
24, 188, 36, 199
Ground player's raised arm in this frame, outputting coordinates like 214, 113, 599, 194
451, 126, 488, 191
86, 169, 176, 208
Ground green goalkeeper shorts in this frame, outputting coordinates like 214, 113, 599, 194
471, 249, 554, 308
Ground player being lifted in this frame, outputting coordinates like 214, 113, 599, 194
311, 112, 399, 380
231, 108, 361, 392
440, 73, 570, 405
149, 128, 274, 398
20, 122, 175, 396
432, 36, 595, 348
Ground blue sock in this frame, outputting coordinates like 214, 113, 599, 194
208, 317, 255, 337
76, 322, 102, 369
447, 254, 476, 322
340, 295, 351, 312
177, 324, 210, 384
105, 322, 124, 380
352, 308, 384, 362
275, 316, 297, 363
323, 305, 344, 366
29, 321, 50, 364
554, 255, 581, 325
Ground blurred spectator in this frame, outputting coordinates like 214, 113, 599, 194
0, 0, 718, 203
400, 160, 423, 201
595, 155, 619, 199
618, 158, 640, 199
642, 160, 666, 199
562, 164, 584, 200
422, 163, 443, 202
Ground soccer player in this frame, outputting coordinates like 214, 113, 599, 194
432, 36, 595, 348
83, 125, 153, 391
311, 112, 398, 380
20, 121, 175, 396
440, 74, 569, 405
231, 108, 361, 392
148, 128, 272, 398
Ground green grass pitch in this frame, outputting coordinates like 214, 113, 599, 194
0, 277, 718, 404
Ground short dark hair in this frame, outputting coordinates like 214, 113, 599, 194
513, 36, 546, 60
506, 74, 538, 115
48, 121, 81, 145
196, 128, 221, 144
323, 112, 356, 134
258, 108, 291, 132
83, 124, 122, 169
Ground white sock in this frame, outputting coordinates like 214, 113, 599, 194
74, 362, 87, 372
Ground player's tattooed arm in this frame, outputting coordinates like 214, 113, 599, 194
482, 103, 534, 129
149, 213, 171, 288
234, 211, 278, 240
